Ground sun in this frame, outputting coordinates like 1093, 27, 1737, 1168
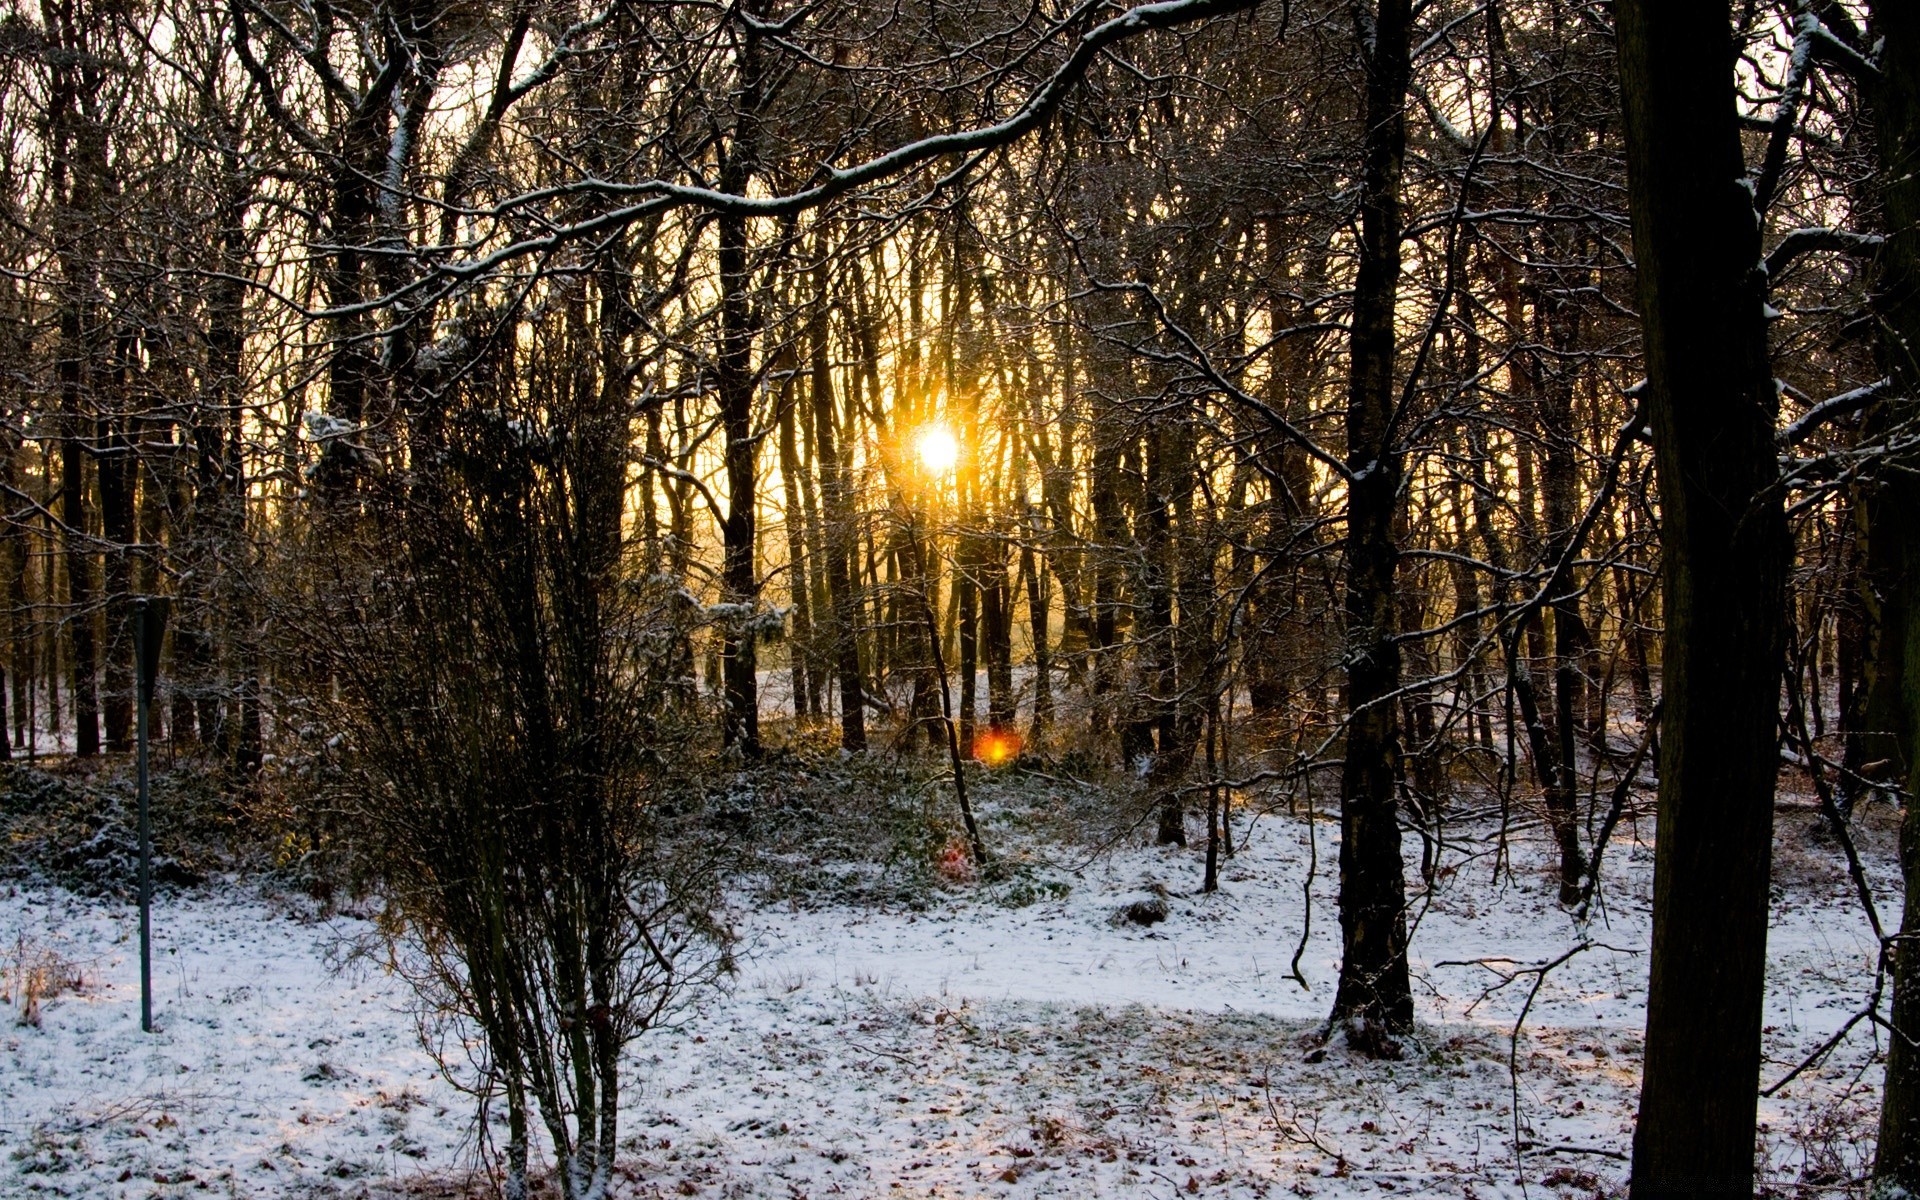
974, 727, 1022, 767
913, 424, 960, 475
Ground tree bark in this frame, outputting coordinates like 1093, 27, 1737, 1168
1021, 500, 1053, 737
1617, 3, 1788, 1195
1867, 1, 1920, 1192
714, 17, 767, 754
811, 284, 865, 752
777, 378, 816, 727
1328, 0, 1414, 1052
98, 404, 135, 753
58, 311, 98, 760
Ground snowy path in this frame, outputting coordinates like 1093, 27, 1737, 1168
0, 809, 1891, 1198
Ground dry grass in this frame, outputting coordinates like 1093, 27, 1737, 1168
3, 933, 86, 1027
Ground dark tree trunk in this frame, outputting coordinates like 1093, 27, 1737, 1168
898, 506, 941, 747
714, 23, 765, 755
59, 312, 99, 760
42, 563, 59, 742
10, 556, 26, 753
0, 441, 14, 761
777, 382, 816, 727
1510, 652, 1582, 899
1163, 416, 1212, 850
795, 399, 830, 720
955, 542, 978, 752
177, 207, 249, 749
1833, 499, 1871, 813
4, 447, 24, 755
1021, 501, 1053, 737
98, 409, 135, 753
811, 289, 865, 752
1140, 425, 1184, 844
982, 541, 1014, 730
1617, 3, 1789, 1195
1868, 1, 1920, 1191
45, 48, 101, 761
309, 83, 390, 502
1328, 0, 1414, 1052
1088, 430, 1124, 738
1539, 344, 1591, 900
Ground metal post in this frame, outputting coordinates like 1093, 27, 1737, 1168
136, 598, 152, 1033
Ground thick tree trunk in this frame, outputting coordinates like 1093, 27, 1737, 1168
1328, 0, 1414, 1052
1867, 2, 1920, 1193
714, 23, 765, 754
1617, 3, 1788, 1195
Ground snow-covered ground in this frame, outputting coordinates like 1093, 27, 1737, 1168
0, 801, 1893, 1198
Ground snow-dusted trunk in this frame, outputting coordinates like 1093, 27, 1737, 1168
1328, 0, 1414, 1052
502, 1073, 530, 1200
716, 13, 767, 756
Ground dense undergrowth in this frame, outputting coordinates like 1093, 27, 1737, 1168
0, 737, 1157, 915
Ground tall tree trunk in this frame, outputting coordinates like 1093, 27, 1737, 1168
955, 542, 978, 752
1866, 2, 1920, 1192
1328, 0, 1414, 1053
1022, 499, 1053, 738
98, 407, 135, 753
714, 21, 766, 754
1162, 412, 1212, 849
46, 47, 100, 761
1617, 3, 1788, 1194
59, 311, 98, 760
1539, 331, 1591, 900
777, 382, 816, 727
42, 538, 59, 743
0, 440, 14, 761
982, 539, 1014, 730
1141, 421, 1186, 846
1088, 427, 1124, 738
811, 284, 865, 752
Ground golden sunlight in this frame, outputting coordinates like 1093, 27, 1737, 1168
913, 424, 960, 476
973, 727, 1022, 767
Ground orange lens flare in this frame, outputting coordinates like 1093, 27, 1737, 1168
973, 727, 1023, 766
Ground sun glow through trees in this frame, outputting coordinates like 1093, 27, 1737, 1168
972, 726, 1021, 766
913, 424, 960, 476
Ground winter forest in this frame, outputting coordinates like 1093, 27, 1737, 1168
0, 0, 1914, 1195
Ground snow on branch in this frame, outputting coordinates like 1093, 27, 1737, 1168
1804, 17, 1881, 86
1779, 377, 1889, 447
424, 0, 1257, 287
1763, 225, 1882, 282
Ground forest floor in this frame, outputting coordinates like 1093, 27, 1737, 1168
0, 760, 1895, 1199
